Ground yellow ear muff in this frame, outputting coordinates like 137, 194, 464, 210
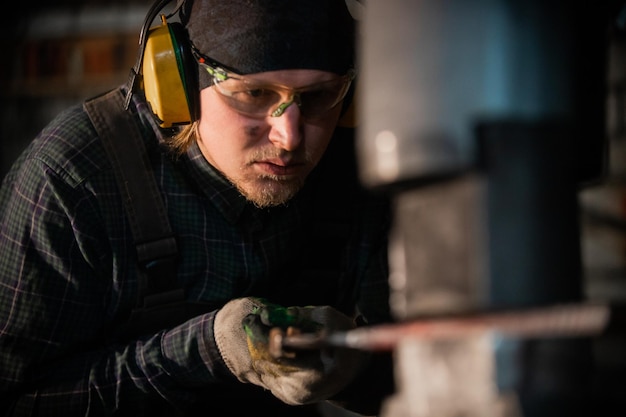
142, 16, 198, 128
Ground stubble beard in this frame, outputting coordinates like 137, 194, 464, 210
234, 149, 312, 208
237, 174, 304, 208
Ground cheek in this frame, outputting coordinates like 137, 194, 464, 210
197, 89, 267, 170
305, 109, 342, 155
197, 90, 242, 167
302, 125, 334, 167
198, 88, 231, 125
198, 88, 265, 138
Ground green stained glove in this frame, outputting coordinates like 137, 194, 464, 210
213, 297, 368, 405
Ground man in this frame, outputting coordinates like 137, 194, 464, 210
0, 0, 394, 416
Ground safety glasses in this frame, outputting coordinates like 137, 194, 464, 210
193, 48, 356, 120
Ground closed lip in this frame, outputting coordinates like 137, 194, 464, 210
255, 158, 305, 176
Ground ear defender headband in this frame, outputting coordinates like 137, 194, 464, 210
125, 0, 199, 128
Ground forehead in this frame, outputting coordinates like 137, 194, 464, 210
240, 69, 342, 87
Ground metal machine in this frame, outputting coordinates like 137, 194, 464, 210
357, 1, 616, 416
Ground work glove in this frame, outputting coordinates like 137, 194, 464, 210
213, 297, 368, 405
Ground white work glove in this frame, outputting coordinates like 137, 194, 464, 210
213, 297, 368, 405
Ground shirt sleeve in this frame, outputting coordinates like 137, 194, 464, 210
0, 148, 229, 415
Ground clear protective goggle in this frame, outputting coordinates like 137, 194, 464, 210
193, 48, 356, 120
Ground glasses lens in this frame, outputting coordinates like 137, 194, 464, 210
298, 78, 351, 118
211, 71, 353, 119
214, 78, 283, 116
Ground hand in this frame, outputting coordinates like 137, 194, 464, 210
213, 297, 368, 405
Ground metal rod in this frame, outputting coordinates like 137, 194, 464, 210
278, 302, 612, 353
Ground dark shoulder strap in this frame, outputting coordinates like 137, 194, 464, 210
83, 87, 182, 309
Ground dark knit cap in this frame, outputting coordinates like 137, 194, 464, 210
181, 0, 355, 88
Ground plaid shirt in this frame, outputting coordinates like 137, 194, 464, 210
0, 89, 391, 415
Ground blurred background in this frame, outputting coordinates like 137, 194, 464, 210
0, 0, 152, 177
1, 0, 625, 415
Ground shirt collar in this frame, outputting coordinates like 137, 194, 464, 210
183, 140, 248, 224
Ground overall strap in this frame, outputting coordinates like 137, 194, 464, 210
84, 87, 182, 309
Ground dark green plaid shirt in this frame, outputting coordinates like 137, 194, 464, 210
0, 90, 391, 415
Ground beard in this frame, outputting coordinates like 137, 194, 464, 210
232, 148, 313, 208
236, 174, 305, 208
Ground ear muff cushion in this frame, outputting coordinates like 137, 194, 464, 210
168, 22, 200, 121
142, 20, 199, 128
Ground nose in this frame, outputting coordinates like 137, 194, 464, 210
267, 100, 303, 151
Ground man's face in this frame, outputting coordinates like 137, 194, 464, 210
196, 69, 345, 208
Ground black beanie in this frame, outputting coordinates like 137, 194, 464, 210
182, 0, 356, 88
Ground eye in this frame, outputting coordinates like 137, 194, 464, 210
299, 86, 340, 109
235, 87, 280, 106
246, 88, 265, 98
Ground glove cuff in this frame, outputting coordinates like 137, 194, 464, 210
213, 297, 264, 383
199, 310, 241, 382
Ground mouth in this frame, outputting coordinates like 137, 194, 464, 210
254, 158, 306, 177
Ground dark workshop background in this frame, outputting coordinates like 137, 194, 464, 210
0, 0, 625, 415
